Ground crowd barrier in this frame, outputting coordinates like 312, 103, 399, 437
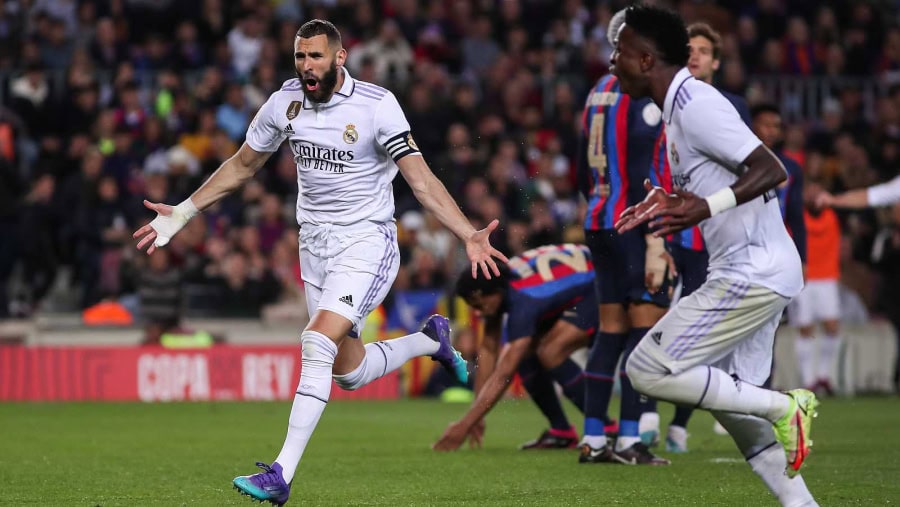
0, 345, 398, 402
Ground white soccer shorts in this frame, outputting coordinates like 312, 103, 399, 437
299, 221, 400, 337
788, 279, 841, 328
629, 278, 790, 386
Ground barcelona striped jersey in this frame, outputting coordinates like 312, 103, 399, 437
773, 153, 807, 263
578, 74, 662, 230
505, 244, 595, 341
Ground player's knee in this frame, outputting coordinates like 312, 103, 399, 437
624, 355, 662, 394
300, 330, 338, 367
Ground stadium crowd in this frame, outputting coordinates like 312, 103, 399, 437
0, 0, 899, 356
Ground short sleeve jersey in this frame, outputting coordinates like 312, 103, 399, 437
662, 68, 803, 298
245, 68, 421, 226
504, 244, 595, 342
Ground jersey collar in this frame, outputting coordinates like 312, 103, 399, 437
302, 66, 355, 109
663, 67, 693, 124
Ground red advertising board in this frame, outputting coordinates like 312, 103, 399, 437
0, 345, 399, 402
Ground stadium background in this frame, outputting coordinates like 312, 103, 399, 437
3, 2, 900, 506
0, 0, 898, 398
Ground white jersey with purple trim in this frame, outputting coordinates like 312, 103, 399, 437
245, 67, 421, 226
662, 67, 803, 298
867, 175, 900, 207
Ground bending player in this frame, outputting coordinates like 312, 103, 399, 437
433, 244, 606, 451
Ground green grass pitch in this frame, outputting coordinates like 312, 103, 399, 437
1, 397, 898, 505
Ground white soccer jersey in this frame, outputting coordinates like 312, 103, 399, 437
867, 175, 900, 207
662, 67, 803, 298
245, 68, 421, 226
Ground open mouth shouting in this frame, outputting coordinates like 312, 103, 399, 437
303, 76, 320, 92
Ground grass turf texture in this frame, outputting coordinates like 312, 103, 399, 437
1, 397, 898, 505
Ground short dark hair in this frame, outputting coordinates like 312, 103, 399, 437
751, 103, 781, 120
687, 22, 721, 60
455, 263, 511, 300
624, 5, 689, 67
296, 19, 342, 47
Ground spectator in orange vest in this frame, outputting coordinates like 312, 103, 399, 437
789, 180, 842, 394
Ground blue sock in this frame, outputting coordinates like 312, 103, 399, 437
620, 419, 640, 438
584, 331, 626, 436
518, 356, 570, 431
547, 358, 585, 412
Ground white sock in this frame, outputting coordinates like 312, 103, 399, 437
627, 362, 791, 422
274, 330, 338, 484
639, 411, 660, 436
794, 337, 816, 388
582, 435, 608, 449
333, 332, 439, 390
667, 424, 688, 441
817, 333, 841, 382
748, 444, 818, 507
615, 436, 641, 451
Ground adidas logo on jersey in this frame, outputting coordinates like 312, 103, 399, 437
283, 123, 294, 135
339, 295, 354, 307
651, 331, 662, 345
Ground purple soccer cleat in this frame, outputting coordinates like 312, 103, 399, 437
421, 314, 469, 384
233, 462, 291, 505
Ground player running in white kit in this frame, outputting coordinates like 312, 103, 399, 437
132, 19, 507, 506
610, 6, 819, 507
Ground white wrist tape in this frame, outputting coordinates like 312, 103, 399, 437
704, 187, 736, 217
151, 198, 200, 247
173, 198, 200, 222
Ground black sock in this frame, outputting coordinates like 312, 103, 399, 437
584, 331, 626, 436
518, 356, 570, 431
547, 358, 586, 412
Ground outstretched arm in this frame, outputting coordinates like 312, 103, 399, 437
817, 175, 900, 209
398, 155, 509, 278
433, 336, 531, 451
133, 143, 273, 254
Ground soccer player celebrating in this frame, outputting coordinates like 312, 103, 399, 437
612, 6, 819, 506
575, 8, 672, 465
133, 20, 507, 506
433, 244, 602, 451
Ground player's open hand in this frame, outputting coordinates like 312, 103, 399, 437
433, 420, 470, 451
466, 219, 510, 280
616, 180, 710, 237
133, 199, 195, 255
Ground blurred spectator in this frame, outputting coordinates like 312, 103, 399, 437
210, 251, 280, 318
227, 12, 263, 79
347, 18, 413, 88
136, 248, 183, 344
216, 83, 250, 142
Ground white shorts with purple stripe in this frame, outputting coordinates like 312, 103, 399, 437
299, 221, 400, 337
629, 278, 791, 386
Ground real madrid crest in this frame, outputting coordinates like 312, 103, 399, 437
286, 101, 301, 120
669, 142, 680, 165
343, 124, 358, 144
406, 133, 419, 151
